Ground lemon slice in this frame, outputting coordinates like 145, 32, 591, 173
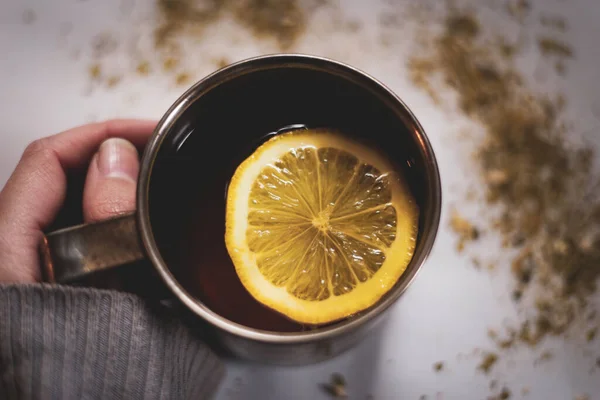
225, 129, 419, 324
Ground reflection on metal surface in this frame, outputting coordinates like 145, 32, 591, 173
175, 128, 194, 153
40, 213, 144, 283
276, 123, 307, 134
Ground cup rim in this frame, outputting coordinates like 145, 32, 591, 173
137, 53, 441, 344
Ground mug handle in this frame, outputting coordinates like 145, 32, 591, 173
39, 212, 145, 283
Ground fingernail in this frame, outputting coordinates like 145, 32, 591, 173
97, 138, 139, 182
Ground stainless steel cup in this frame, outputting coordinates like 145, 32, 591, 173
40, 54, 441, 365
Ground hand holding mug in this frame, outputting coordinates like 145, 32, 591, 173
0, 119, 155, 283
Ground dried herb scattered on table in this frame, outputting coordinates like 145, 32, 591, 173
155, 0, 315, 50
450, 211, 480, 252
498, 387, 511, 400
537, 36, 574, 58
478, 352, 499, 374
409, 7, 600, 349
87, 0, 325, 88
323, 373, 347, 398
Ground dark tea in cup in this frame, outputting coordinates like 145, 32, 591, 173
148, 65, 427, 331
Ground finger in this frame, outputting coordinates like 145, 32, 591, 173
0, 119, 155, 282
83, 138, 139, 223
0, 119, 155, 231
33, 119, 156, 169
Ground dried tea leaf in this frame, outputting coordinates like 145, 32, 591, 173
478, 352, 499, 374
538, 37, 574, 58
450, 211, 481, 252
323, 373, 347, 398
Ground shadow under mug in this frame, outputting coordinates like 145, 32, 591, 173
39, 54, 442, 365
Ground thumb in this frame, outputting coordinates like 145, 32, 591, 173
83, 138, 139, 223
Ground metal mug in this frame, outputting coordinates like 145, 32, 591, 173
40, 54, 441, 365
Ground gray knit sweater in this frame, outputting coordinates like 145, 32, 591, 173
0, 285, 224, 400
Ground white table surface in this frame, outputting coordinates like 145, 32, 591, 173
2, 0, 600, 399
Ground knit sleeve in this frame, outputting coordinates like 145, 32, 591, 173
0, 284, 224, 400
